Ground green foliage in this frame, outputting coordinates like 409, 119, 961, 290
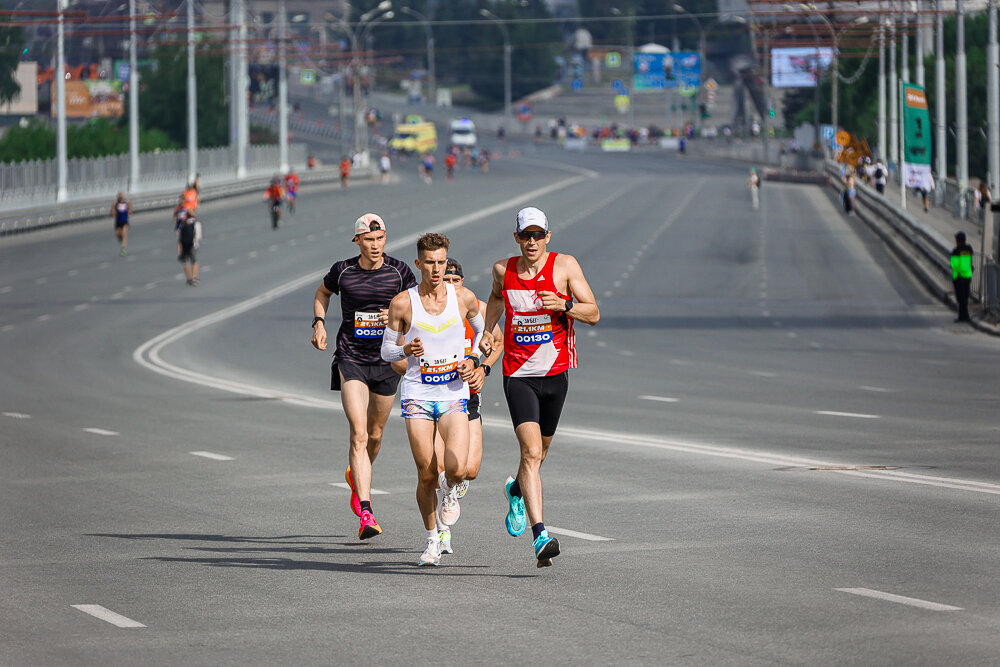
790, 12, 989, 179
0, 17, 24, 105
139, 44, 228, 148
467, 1, 560, 107
0, 119, 177, 164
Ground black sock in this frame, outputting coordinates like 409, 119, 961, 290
531, 522, 545, 539
509, 478, 521, 498
359, 500, 372, 513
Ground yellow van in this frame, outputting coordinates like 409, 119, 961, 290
390, 121, 437, 154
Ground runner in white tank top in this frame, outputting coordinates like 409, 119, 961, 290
381, 233, 485, 566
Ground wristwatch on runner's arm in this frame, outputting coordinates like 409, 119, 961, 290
312, 316, 325, 328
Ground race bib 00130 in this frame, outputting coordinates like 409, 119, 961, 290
511, 313, 552, 346
354, 311, 384, 338
420, 355, 460, 385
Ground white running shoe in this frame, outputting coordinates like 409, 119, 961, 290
436, 471, 461, 526
439, 528, 453, 554
418, 538, 441, 566
454, 479, 470, 499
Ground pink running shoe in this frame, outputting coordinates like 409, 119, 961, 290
345, 466, 361, 517
358, 509, 382, 540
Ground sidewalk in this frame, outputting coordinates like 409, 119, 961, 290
867, 177, 1000, 335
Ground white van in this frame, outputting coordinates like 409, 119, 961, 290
449, 118, 477, 147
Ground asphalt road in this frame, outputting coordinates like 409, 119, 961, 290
2, 144, 1000, 665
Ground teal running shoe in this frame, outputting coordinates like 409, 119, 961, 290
504, 475, 526, 537
533, 530, 560, 567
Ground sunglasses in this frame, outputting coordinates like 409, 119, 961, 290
517, 230, 548, 241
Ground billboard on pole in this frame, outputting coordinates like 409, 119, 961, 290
770, 47, 834, 88
901, 82, 932, 190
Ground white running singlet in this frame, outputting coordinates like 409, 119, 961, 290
401, 283, 470, 402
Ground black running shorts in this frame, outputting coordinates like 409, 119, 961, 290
502, 372, 569, 437
332, 360, 401, 396
467, 392, 481, 421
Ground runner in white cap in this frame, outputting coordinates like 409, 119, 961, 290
480, 206, 600, 567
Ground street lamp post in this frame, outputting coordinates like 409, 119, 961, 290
56, 0, 67, 202
480, 9, 512, 134
796, 7, 869, 132
400, 7, 434, 106
672, 5, 704, 131
333, 2, 393, 164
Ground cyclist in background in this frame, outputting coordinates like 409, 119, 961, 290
264, 175, 285, 229
284, 170, 300, 214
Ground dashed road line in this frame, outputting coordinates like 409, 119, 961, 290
190, 451, 234, 461
74, 304, 89, 311
328, 482, 389, 494
638, 395, 678, 403
83, 428, 119, 436
0, 286, 12, 293
36, 314, 52, 321
3, 412, 32, 419
71, 604, 146, 628
859, 385, 895, 393
546, 526, 615, 542
815, 410, 880, 419
834, 588, 962, 612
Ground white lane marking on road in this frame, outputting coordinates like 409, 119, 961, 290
99, 262, 110, 269
111, 292, 125, 300
190, 451, 234, 461
37, 314, 52, 321
226, 258, 236, 265
152, 248, 161, 255
546, 526, 615, 542
1, 325, 13, 332
67, 270, 79, 277
809, 341, 822, 349
787, 332, 798, 338
248, 251, 258, 258
595, 340, 607, 347
834, 588, 962, 612
603, 290, 613, 298
267, 245, 278, 251
638, 395, 679, 403
618, 350, 634, 356
612, 280, 622, 288
144, 283, 157, 290
329, 482, 389, 495
34, 277, 47, 285
749, 371, 776, 377
859, 385, 895, 393
3, 412, 32, 419
74, 303, 89, 311
83, 428, 119, 436
762, 310, 771, 317
0, 285, 11, 293
71, 604, 146, 628
669, 359, 691, 366
815, 410, 881, 419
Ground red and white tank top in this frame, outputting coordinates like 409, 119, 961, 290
502, 252, 576, 377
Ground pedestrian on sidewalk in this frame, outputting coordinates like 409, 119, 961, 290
874, 160, 887, 195
950, 231, 974, 323
920, 173, 935, 213
975, 181, 992, 225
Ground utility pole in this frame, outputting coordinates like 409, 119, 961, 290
236, 0, 247, 178
128, 0, 139, 192
935, 0, 946, 203
889, 16, 898, 170
956, 0, 968, 215
987, 0, 999, 200
186, 0, 197, 185
878, 6, 886, 161
278, 0, 289, 173
56, 0, 67, 202
901, 15, 909, 84
916, 0, 925, 87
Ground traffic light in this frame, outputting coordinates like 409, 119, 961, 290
21, 47, 28, 56
768, 108, 776, 118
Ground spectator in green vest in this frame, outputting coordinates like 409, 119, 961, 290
950, 231, 974, 323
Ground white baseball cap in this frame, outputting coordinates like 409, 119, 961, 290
515, 207, 549, 232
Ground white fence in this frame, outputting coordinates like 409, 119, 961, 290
0, 143, 307, 206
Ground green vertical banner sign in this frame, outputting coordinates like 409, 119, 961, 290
901, 82, 932, 190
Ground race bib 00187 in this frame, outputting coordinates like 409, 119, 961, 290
354, 311, 384, 338
420, 355, 460, 385
511, 313, 552, 346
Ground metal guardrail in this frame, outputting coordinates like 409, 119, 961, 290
0, 164, 346, 237
0, 144, 308, 207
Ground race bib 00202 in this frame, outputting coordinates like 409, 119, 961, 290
511, 313, 552, 346
354, 311, 383, 338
